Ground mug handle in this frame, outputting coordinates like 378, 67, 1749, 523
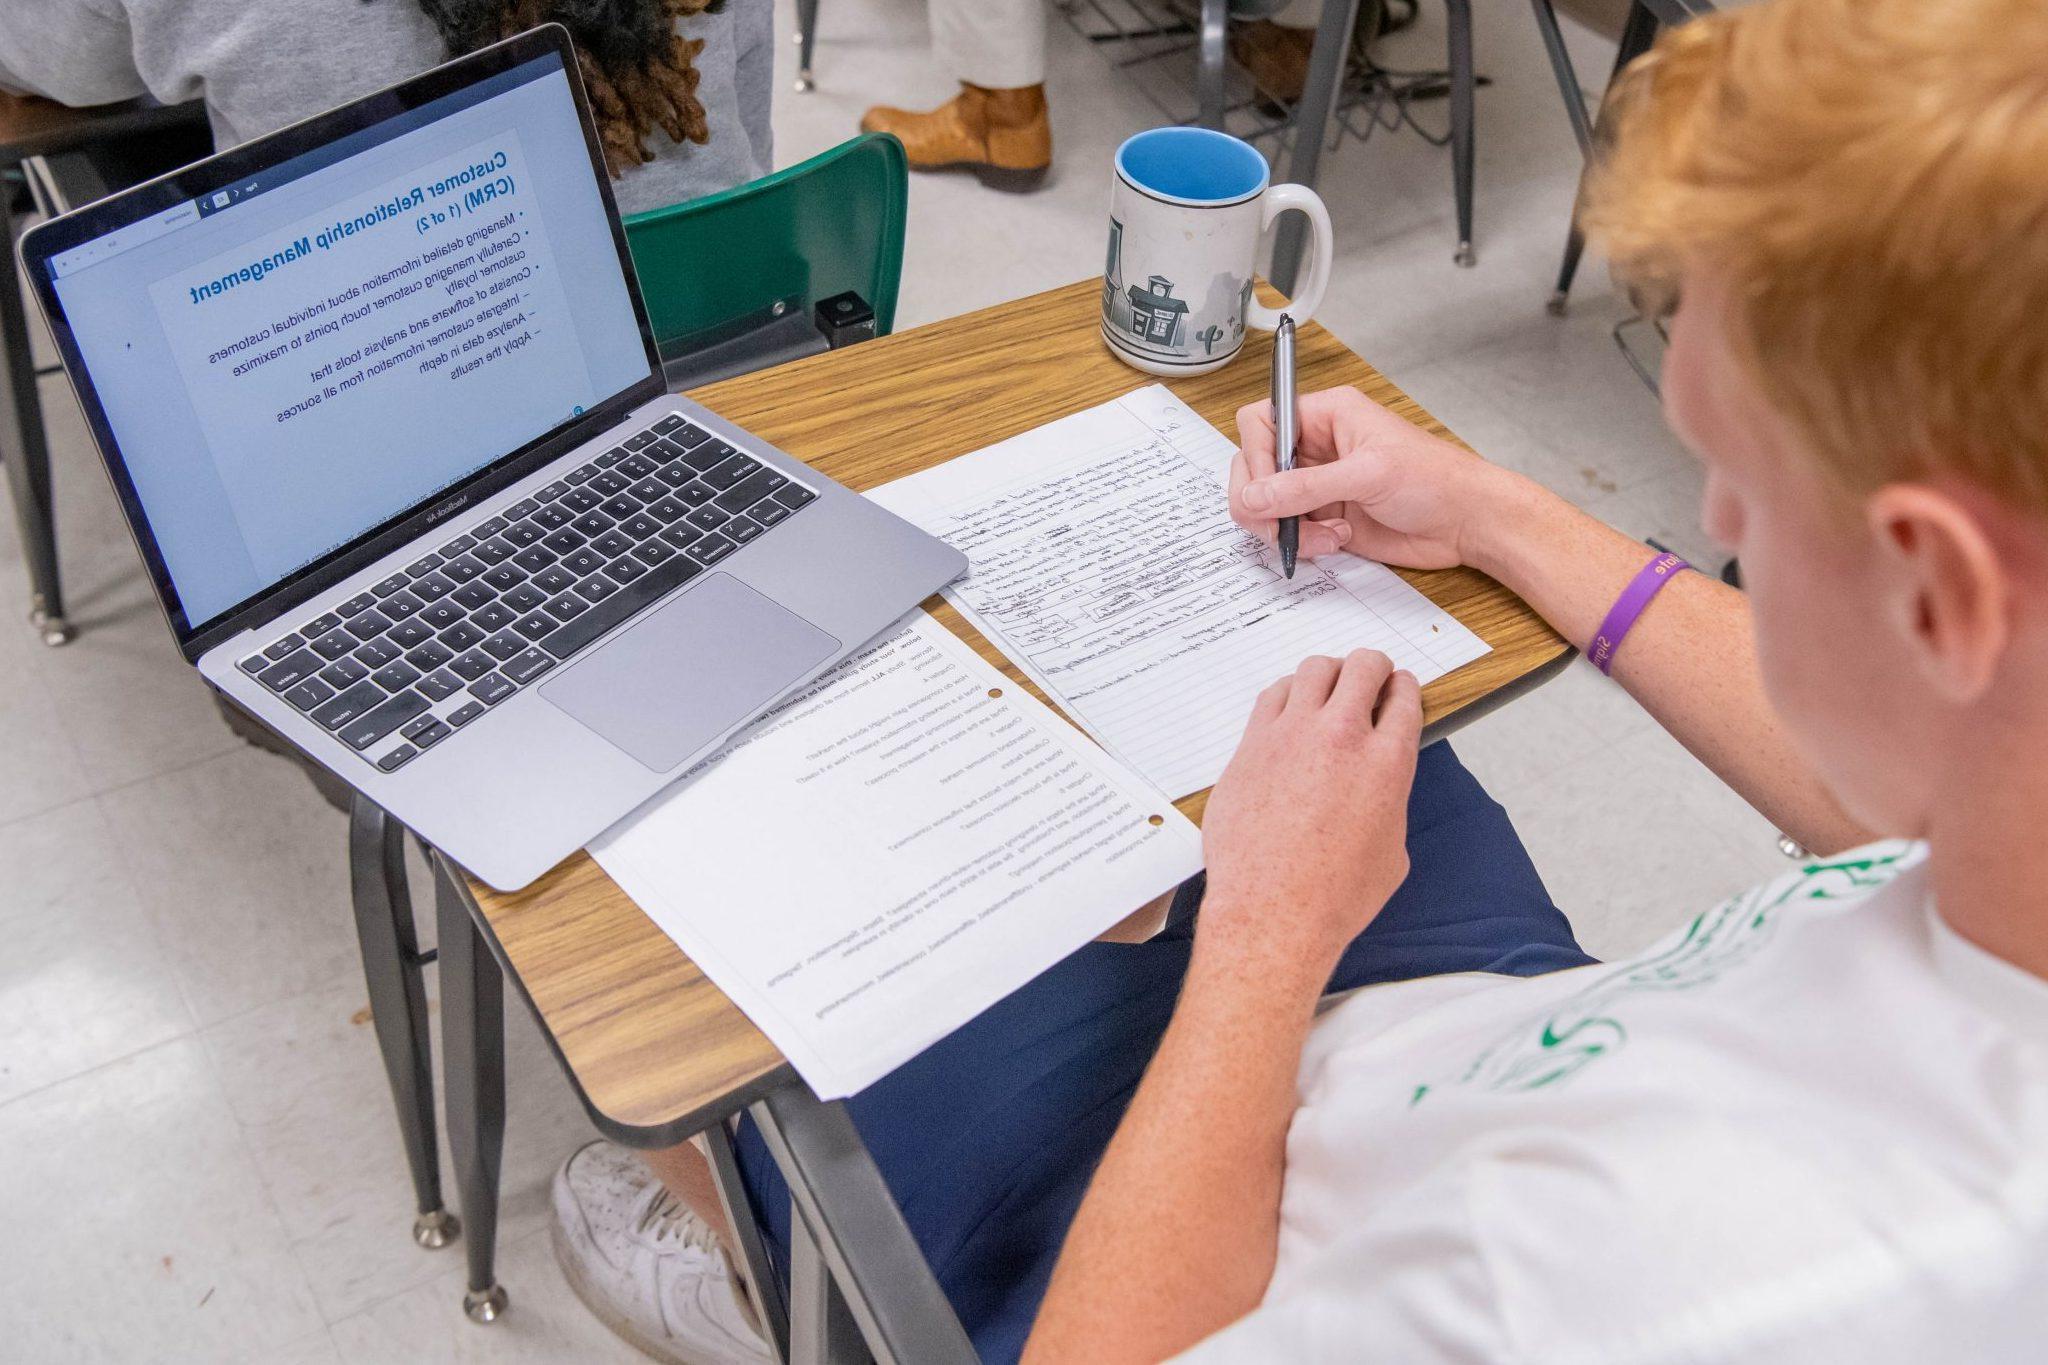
1245, 183, 1333, 331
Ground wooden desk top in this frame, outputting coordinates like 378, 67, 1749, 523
466, 279, 1568, 1143
0, 92, 207, 163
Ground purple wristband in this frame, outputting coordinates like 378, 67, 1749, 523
1589, 552, 1690, 675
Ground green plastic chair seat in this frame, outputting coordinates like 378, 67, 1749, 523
622, 132, 907, 385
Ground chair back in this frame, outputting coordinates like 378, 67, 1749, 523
622, 132, 907, 387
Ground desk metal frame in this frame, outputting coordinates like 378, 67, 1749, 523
347, 796, 462, 1251
429, 849, 980, 1361
1, 171, 67, 644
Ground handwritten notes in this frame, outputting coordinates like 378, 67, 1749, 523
589, 612, 1203, 1098
869, 385, 1489, 797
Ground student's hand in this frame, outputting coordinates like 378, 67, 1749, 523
1199, 649, 1422, 973
1230, 386, 1528, 570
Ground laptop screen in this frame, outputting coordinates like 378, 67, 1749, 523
38, 42, 654, 636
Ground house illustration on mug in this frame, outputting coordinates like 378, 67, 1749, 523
1126, 274, 1189, 349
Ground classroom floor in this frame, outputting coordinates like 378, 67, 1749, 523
0, 2, 1795, 1359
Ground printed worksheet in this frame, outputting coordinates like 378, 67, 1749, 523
868, 385, 1490, 797
589, 612, 1203, 1099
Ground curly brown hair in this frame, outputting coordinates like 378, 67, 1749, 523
411, 0, 724, 175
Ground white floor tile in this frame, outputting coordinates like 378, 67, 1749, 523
1583, 459, 1720, 567
0, 1037, 325, 1359
200, 972, 462, 1325
97, 747, 359, 1028
329, 1229, 646, 1365
273, 1329, 346, 1365
0, 647, 91, 829
200, 959, 607, 1326
1533, 654, 1658, 748
0, 798, 194, 1106
25, 601, 245, 796
1442, 661, 1610, 801
1497, 726, 1796, 961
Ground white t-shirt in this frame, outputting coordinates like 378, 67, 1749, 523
1179, 841, 2048, 1363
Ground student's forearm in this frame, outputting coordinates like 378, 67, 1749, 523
1473, 478, 1871, 853
1023, 916, 1327, 1365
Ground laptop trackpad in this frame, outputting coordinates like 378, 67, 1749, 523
540, 573, 838, 773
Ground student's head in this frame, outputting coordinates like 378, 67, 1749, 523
1584, 0, 2048, 836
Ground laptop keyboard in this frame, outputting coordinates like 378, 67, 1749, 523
236, 414, 817, 772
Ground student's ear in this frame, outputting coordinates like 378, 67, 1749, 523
1866, 484, 2010, 703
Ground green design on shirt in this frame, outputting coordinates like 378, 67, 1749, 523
1408, 843, 1919, 1105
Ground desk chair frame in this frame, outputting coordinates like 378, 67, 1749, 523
417, 647, 1572, 1359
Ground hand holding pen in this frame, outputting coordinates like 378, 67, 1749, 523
1228, 385, 1500, 573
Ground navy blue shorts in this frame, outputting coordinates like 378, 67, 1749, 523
736, 741, 1592, 1362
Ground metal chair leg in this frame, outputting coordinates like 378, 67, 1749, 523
1271, 0, 1360, 296
1546, 0, 1661, 313
1549, 221, 1588, 314
0, 168, 72, 647
704, 1122, 792, 1362
789, 1211, 868, 1365
347, 796, 460, 1249
1197, 0, 1229, 131
1528, 0, 1595, 157
1446, 0, 1477, 266
750, 1085, 975, 1365
794, 0, 821, 92
434, 853, 508, 1323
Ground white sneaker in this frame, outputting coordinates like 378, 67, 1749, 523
551, 1140, 774, 1365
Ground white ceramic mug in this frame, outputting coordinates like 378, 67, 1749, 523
1101, 126, 1332, 376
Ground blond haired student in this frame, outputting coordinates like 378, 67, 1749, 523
1023, 0, 2048, 1357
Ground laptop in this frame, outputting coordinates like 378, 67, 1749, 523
19, 26, 965, 890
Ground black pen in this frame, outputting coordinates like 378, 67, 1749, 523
1273, 315, 1299, 578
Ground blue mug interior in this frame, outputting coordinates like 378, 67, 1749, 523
1116, 127, 1269, 204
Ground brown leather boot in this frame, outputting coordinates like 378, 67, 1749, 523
1228, 20, 1315, 105
859, 83, 1052, 192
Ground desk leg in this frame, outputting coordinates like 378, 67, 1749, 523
0, 170, 71, 646
347, 796, 459, 1250
1270, 0, 1358, 297
1527, 0, 1596, 161
1197, 0, 1229, 131
749, 1085, 976, 1365
1446, 0, 1477, 267
704, 1121, 792, 1361
789, 1212, 869, 1365
794, 0, 820, 91
1546, 0, 1661, 314
434, 854, 508, 1323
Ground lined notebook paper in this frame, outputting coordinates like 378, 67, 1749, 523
869, 385, 1490, 797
